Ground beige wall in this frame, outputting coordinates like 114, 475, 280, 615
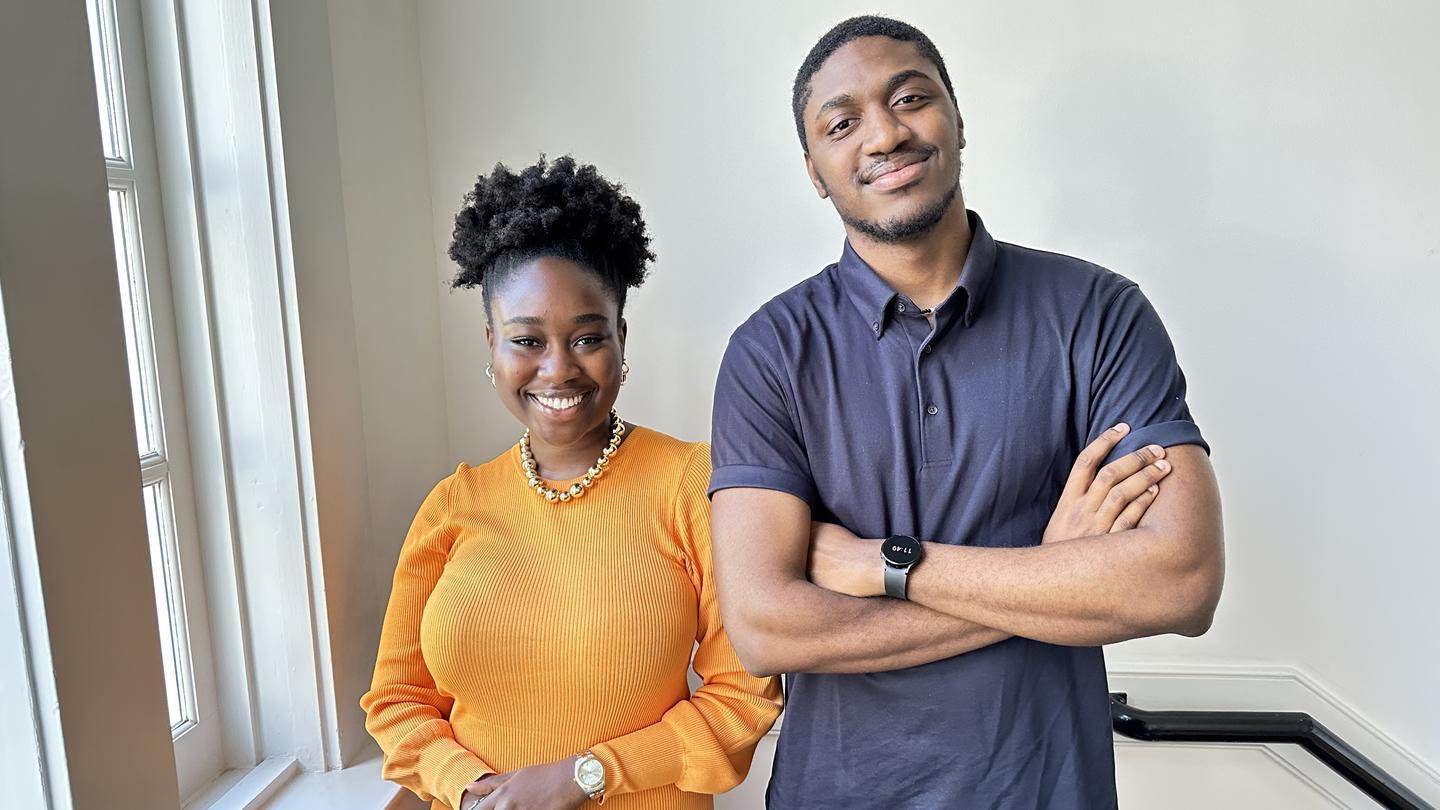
406, 0, 1440, 803
268, 0, 454, 766
323, 0, 454, 761
276, 0, 457, 764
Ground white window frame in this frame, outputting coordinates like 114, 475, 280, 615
5, 0, 357, 805
88, 0, 226, 796
139, 0, 349, 801
73, 0, 356, 802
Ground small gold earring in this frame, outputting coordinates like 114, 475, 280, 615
621, 360, 630, 385
485, 363, 495, 387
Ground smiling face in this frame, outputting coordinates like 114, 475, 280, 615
484, 256, 626, 453
801, 36, 966, 243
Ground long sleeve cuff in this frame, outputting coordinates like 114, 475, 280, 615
589, 721, 685, 800
436, 749, 493, 810
371, 715, 494, 810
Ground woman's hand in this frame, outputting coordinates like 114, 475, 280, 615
1042, 423, 1172, 544
462, 758, 589, 810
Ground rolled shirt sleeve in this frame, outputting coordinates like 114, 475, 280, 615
708, 328, 817, 504
1087, 283, 1209, 464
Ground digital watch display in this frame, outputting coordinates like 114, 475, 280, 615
882, 534, 923, 599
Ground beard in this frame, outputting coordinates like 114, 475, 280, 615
823, 150, 963, 244
841, 180, 958, 243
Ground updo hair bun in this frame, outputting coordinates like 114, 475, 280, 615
448, 155, 654, 312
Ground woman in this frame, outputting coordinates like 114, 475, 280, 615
361, 156, 782, 810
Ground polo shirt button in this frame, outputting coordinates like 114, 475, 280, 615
896, 302, 907, 313
926, 404, 939, 416
923, 344, 933, 354
872, 322, 880, 333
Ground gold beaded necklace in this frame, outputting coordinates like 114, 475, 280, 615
518, 410, 625, 503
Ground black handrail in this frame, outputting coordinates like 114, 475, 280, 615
1110, 693, 1434, 810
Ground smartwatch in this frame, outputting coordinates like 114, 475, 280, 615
882, 534, 923, 599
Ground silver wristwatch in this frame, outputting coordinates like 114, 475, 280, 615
574, 751, 606, 800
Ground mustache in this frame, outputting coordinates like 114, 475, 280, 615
858, 145, 938, 184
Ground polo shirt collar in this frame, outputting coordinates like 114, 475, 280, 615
838, 209, 998, 339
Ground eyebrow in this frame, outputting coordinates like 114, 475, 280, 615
814, 69, 937, 123
884, 69, 934, 98
815, 92, 855, 121
502, 313, 610, 326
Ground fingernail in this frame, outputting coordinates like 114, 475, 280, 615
1148, 444, 1164, 456
1156, 460, 1170, 471
1148, 484, 1158, 495
1114, 423, 1130, 434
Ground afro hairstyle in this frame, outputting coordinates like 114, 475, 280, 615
449, 155, 654, 318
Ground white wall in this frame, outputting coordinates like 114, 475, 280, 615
404, 0, 1440, 804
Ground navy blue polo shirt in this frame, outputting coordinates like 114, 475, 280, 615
709, 211, 1207, 809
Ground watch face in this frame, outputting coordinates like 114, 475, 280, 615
578, 758, 604, 788
882, 534, 922, 567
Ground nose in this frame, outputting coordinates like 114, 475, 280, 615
863, 106, 913, 157
537, 343, 582, 384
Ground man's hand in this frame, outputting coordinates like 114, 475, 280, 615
462, 758, 588, 810
1042, 423, 1172, 544
808, 521, 882, 597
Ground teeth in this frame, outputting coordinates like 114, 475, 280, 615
534, 393, 586, 411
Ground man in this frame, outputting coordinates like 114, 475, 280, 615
708, 15, 1224, 809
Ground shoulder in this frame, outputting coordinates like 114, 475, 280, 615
626, 429, 712, 517
985, 241, 1149, 336
448, 445, 518, 502
629, 428, 711, 480
995, 240, 1137, 304
727, 264, 846, 351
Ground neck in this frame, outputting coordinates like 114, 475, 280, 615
846, 198, 973, 312
528, 417, 616, 480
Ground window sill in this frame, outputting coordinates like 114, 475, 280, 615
186, 744, 407, 810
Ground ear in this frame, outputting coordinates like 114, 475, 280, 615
485, 322, 494, 352
956, 107, 966, 151
804, 153, 830, 200
617, 317, 628, 351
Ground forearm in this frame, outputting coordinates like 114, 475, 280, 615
732, 577, 1008, 675
711, 487, 1008, 676
591, 682, 781, 796
901, 444, 1223, 646
909, 527, 1219, 645
361, 706, 492, 807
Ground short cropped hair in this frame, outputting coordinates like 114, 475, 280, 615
792, 16, 958, 151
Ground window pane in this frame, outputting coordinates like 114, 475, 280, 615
85, 0, 129, 162
143, 482, 188, 730
107, 187, 161, 455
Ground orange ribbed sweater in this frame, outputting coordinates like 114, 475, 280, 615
362, 427, 782, 810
